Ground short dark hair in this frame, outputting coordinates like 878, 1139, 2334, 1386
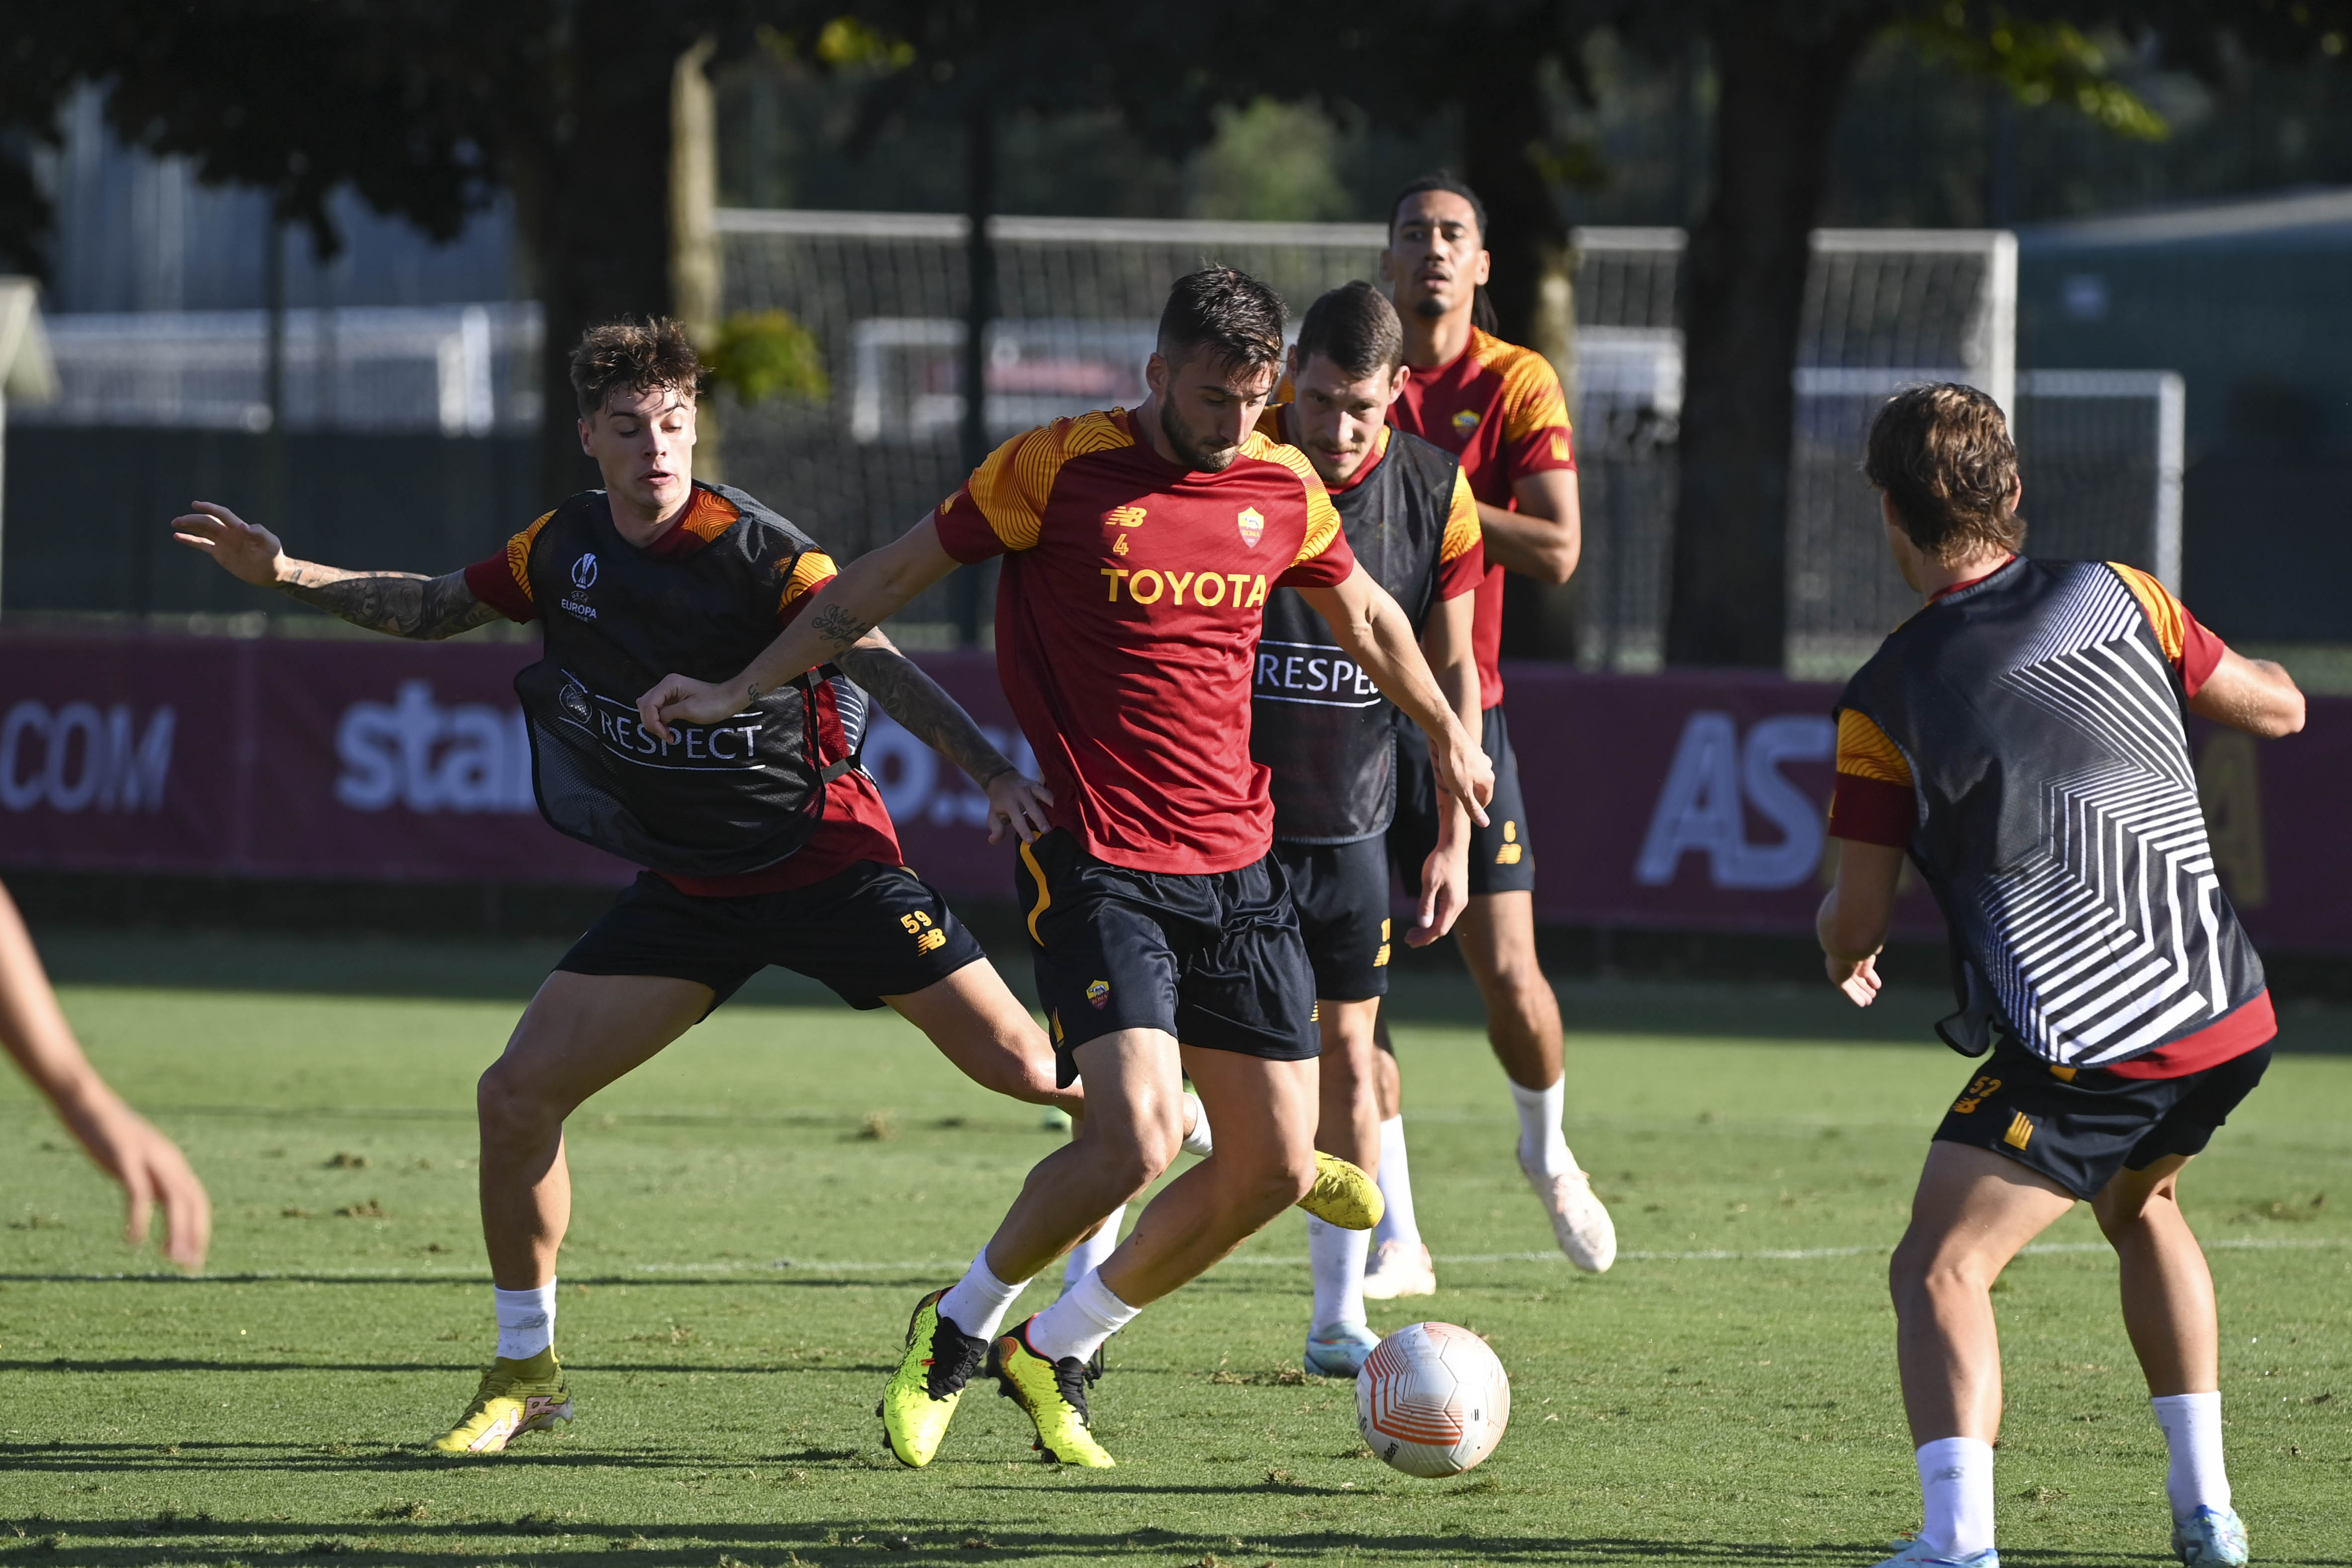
1388, 172, 1498, 335
1863, 383, 2026, 564
569, 316, 705, 419
1389, 171, 1487, 244
1157, 267, 1287, 380
1294, 281, 1404, 381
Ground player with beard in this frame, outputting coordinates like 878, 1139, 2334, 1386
637, 269, 1492, 1468
1363, 172, 1615, 1298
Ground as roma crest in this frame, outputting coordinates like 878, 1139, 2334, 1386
1236, 505, 1265, 548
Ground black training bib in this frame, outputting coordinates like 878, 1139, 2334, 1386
1252, 429, 1461, 842
1840, 557, 2266, 1068
513, 482, 856, 878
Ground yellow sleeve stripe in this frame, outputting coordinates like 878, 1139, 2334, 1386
2109, 562, 2188, 663
504, 511, 554, 603
1836, 708, 1913, 787
1479, 334, 1572, 443
781, 550, 838, 611
1439, 467, 1481, 564
967, 410, 1135, 552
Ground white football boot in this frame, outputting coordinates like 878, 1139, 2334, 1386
1360, 1238, 1437, 1300
1868, 1539, 1998, 1568
1303, 1320, 1382, 1379
2172, 1505, 2249, 1567
1520, 1153, 1617, 1273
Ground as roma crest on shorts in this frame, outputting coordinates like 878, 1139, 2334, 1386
1086, 979, 1111, 1009
1236, 506, 1265, 548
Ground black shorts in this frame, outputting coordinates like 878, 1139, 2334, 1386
1932, 1040, 2273, 1200
1274, 837, 1392, 1003
557, 862, 985, 1013
1014, 828, 1318, 1085
1390, 704, 1535, 898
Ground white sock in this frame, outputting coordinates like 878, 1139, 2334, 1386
936, 1248, 1031, 1342
1371, 1116, 1423, 1253
1181, 1090, 1213, 1157
1308, 1216, 1370, 1328
1061, 1204, 1127, 1292
1025, 1267, 1140, 1364
493, 1282, 557, 1361
2151, 1391, 2231, 1525
1509, 1076, 1573, 1177
1916, 1436, 1996, 1558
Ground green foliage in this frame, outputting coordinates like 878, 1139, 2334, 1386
703, 308, 830, 406
1904, 5, 2169, 140
1, 946, 2348, 1561
1186, 98, 1356, 223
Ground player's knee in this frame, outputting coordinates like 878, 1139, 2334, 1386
476, 1059, 561, 1140
1080, 1115, 1178, 1197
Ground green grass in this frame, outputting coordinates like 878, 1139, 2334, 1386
2, 932, 2348, 1567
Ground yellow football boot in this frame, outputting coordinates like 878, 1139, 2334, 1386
1297, 1150, 1384, 1231
879, 1288, 990, 1468
988, 1319, 1115, 1468
428, 1348, 572, 1455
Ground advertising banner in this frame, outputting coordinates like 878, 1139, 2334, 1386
0, 633, 2334, 954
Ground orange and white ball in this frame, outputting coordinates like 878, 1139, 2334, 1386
1355, 1321, 1511, 1478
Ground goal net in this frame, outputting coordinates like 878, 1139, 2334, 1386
720, 209, 2173, 669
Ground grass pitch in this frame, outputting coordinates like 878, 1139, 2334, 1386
2, 930, 2348, 1567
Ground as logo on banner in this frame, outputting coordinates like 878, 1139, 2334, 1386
1635, 712, 1835, 891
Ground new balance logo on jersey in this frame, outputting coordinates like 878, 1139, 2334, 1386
1099, 568, 1268, 608
1104, 505, 1147, 529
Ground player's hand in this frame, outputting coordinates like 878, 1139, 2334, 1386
1429, 721, 1494, 828
637, 673, 746, 743
1407, 837, 1470, 947
171, 500, 286, 586
59, 1092, 212, 1270
1825, 950, 1883, 1008
982, 770, 1054, 845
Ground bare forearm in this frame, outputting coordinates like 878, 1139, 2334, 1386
275, 562, 498, 640
1346, 602, 1459, 748
835, 643, 1016, 788
0, 889, 106, 1113
1478, 471, 1581, 583
741, 531, 956, 704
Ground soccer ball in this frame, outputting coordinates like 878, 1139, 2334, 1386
1355, 1321, 1511, 1478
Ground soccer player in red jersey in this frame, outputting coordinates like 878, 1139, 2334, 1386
175, 319, 1101, 1456
639, 269, 1493, 1468
1367, 173, 1615, 1290
1820, 386, 2302, 1568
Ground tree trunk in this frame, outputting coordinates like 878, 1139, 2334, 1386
1664, 8, 1880, 668
1461, 46, 1581, 662
506, 1, 686, 506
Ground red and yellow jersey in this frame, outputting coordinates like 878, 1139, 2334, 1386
1386, 327, 1576, 708
933, 407, 1357, 874
463, 490, 902, 894
1828, 560, 2247, 1079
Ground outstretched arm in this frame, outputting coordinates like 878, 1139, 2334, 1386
834, 628, 1054, 844
0, 881, 210, 1269
172, 501, 499, 641
2189, 647, 2305, 739
639, 515, 962, 739
1295, 564, 1493, 825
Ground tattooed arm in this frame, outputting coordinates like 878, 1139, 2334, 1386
172, 501, 499, 640
643, 514, 961, 736
834, 631, 1017, 790
835, 629, 1055, 844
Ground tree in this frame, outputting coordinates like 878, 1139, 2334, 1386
2, 2, 790, 503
